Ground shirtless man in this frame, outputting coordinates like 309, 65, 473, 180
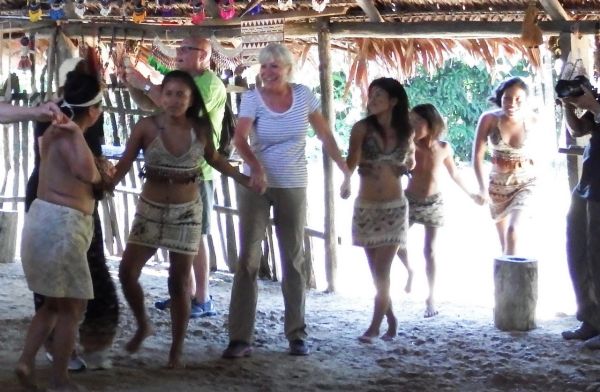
397, 104, 484, 318
16, 72, 103, 392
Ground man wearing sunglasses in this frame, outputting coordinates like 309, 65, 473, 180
124, 37, 226, 320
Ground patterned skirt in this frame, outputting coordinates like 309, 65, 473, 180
352, 197, 408, 249
488, 169, 536, 222
128, 196, 203, 255
406, 191, 445, 227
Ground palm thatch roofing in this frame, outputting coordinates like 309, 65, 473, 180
0, 1, 598, 81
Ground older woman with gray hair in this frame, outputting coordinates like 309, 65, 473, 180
223, 43, 350, 358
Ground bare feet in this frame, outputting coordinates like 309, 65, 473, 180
15, 362, 37, 391
125, 322, 153, 353
358, 328, 379, 343
424, 299, 439, 318
381, 314, 397, 341
167, 347, 185, 369
404, 268, 414, 293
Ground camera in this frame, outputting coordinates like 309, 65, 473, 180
555, 75, 599, 99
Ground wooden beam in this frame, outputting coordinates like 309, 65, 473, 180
4, 19, 600, 41
539, 0, 571, 21
317, 18, 338, 293
355, 0, 384, 23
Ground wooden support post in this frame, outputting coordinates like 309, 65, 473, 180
303, 231, 316, 289
0, 209, 17, 263
493, 256, 538, 331
318, 18, 338, 293
220, 174, 237, 272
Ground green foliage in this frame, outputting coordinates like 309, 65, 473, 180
405, 62, 493, 162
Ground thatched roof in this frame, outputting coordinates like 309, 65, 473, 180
0, 1, 598, 86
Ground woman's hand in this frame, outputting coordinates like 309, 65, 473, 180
249, 166, 267, 194
470, 192, 487, 206
340, 174, 351, 199
51, 116, 82, 133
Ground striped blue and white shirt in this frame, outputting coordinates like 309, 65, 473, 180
239, 83, 320, 188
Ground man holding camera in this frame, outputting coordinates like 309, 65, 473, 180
560, 85, 600, 348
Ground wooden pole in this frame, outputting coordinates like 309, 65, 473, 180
317, 18, 338, 293
45, 27, 58, 98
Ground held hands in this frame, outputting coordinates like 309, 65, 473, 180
94, 157, 117, 195
51, 115, 82, 133
340, 173, 351, 199
249, 166, 267, 194
470, 192, 487, 206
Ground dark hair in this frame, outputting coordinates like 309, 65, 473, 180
62, 71, 102, 121
489, 77, 529, 107
412, 103, 446, 141
366, 77, 412, 146
161, 70, 214, 136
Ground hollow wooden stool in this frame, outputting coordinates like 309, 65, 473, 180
493, 256, 538, 331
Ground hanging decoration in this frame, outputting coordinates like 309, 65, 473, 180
18, 36, 33, 72
145, 36, 176, 74
158, 0, 175, 17
28, 1, 42, 22
74, 0, 86, 18
277, 0, 292, 11
240, 18, 284, 65
210, 35, 243, 73
49, 0, 66, 20
132, 0, 147, 23
191, 0, 206, 25
520, 2, 542, 48
311, 0, 327, 13
219, 0, 236, 20
100, 0, 112, 16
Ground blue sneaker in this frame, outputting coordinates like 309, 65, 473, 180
190, 296, 217, 318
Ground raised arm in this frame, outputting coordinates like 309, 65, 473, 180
561, 87, 600, 138
472, 112, 492, 200
309, 111, 350, 176
0, 102, 62, 124
123, 66, 160, 111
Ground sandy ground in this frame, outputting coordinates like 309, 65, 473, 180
2, 164, 600, 392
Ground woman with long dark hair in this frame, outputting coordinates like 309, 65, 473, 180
113, 70, 252, 368
472, 77, 538, 255
341, 77, 415, 343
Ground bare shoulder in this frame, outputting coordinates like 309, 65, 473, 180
479, 109, 501, 125
351, 119, 368, 135
436, 140, 454, 157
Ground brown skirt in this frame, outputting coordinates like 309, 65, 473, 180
488, 168, 536, 221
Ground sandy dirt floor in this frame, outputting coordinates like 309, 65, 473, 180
1, 165, 599, 392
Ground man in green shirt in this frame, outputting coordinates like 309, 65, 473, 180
124, 37, 226, 318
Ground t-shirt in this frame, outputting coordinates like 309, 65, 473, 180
194, 71, 226, 180
238, 83, 320, 188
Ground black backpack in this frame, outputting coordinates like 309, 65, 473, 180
218, 102, 237, 158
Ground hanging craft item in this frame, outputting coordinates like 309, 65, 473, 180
18, 36, 33, 71
240, 18, 284, 65
219, 0, 236, 20
210, 35, 243, 73
132, 0, 147, 23
49, 0, 66, 20
158, 0, 175, 17
311, 0, 328, 13
74, 0, 86, 18
145, 36, 176, 74
100, 0, 112, 16
520, 2, 542, 48
191, 0, 206, 25
28, 0, 42, 22
277, 0, 292, 11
